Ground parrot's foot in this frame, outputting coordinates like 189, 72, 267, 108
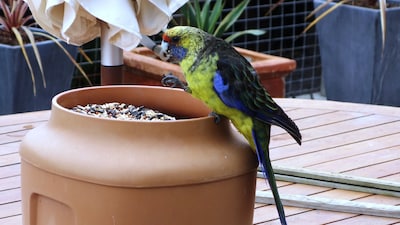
209, 111, 221, 124
161, 73, 190, 92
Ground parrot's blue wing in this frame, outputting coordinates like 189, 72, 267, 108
212, 48, 301, 145
213, 71, 251, 114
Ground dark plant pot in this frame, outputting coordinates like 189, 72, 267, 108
0, 31, 78, 115
314, 0, 400, 106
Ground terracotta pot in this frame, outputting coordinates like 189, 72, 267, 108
19, 85, 258, 225
123, 47, 296, 97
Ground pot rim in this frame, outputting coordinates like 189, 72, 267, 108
52, 85, 214, 123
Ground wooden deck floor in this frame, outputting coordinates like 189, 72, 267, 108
1, 99, 400, 225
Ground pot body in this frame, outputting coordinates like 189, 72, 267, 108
0, 28, 78, 115
20, 85, 258, 225
314, 0, 400, 106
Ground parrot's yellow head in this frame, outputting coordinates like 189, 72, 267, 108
161, 26, 208, 64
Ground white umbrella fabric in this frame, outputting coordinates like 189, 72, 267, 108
26, 0, 187, 84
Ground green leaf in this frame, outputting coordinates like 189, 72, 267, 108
214, 0, 250, 37
12, 27, 37, 95
378, 0, 387, 50
22, 26, 46, 88
193, 0, 202, 29
181, 2, 196, 27
207, 0, 223, 33
224, 29, 266, 43
78, 47, 93, 64
200, 0, 212, 30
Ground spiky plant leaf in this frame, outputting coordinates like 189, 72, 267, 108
378, 0, 386, 49
206, 0, 223, 33
22, 26, 46, 88
11, 27, 37, 95
179, 0, 264, 42
303, 0, 350, 34
225, 29, 266, 43
33, 31, 93, 86
214, 0, 250, 37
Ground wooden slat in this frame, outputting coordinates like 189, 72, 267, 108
267, 209, 356, 225
274, 133, 400, 168
0, 201, 21, 218
0, 143, 20, 155
276, 183, 330, 196
260, 167, 400, 201
311, 188, 370, 200
0, 188, 21, 204
306, 146, 400, 173
0, 111, 50, 127
271, 114, 400, 147
253, 204, 311, 224
270, 121, 400, 160
0, 122, 44, 135
262, 164, 400, 197
0, 153, 21, 167
0, 130, 33, 145
275, 134, 400, 167
275, 99, 400, 117
343, 159, 400, 179
356, 193, 400, 206
0, 215, 22, 225
0, 164, 20, 179
256, 191, 400, 219
271, 110, 368, 136
327, 215, 400, 225
280, 108, 336, 120
381, 173, 400, 182
0, 176, 20, 191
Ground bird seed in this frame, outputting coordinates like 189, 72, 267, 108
71, 102, 176, 121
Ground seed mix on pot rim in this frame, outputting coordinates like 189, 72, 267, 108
71, 102, 176, 121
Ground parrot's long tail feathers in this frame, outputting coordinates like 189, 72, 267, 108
252, 122, 287, 225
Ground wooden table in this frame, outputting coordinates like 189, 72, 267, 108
1, 99, 400, 225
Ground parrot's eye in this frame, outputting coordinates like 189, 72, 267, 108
171, 36, 180, 43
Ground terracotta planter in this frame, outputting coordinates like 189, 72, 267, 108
123, 47, 296, 97
19, 85, 258, 225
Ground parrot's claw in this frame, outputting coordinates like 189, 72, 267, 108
161, 73, 183, 88
209, 111, 221, 124
161, 73, 189, 91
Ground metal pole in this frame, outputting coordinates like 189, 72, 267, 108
100, 22, 123, 85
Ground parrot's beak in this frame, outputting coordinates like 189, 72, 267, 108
157, 41, 171, 61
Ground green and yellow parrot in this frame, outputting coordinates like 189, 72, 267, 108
160, 26, 301, 225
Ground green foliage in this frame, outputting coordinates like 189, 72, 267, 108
178, 0, 265, 42
0, 0, 91, 95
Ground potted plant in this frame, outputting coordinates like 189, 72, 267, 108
20, 85, 259, 225
310, 0, 400, 106
123, 0, 297, 98
0, 0, 88, 115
